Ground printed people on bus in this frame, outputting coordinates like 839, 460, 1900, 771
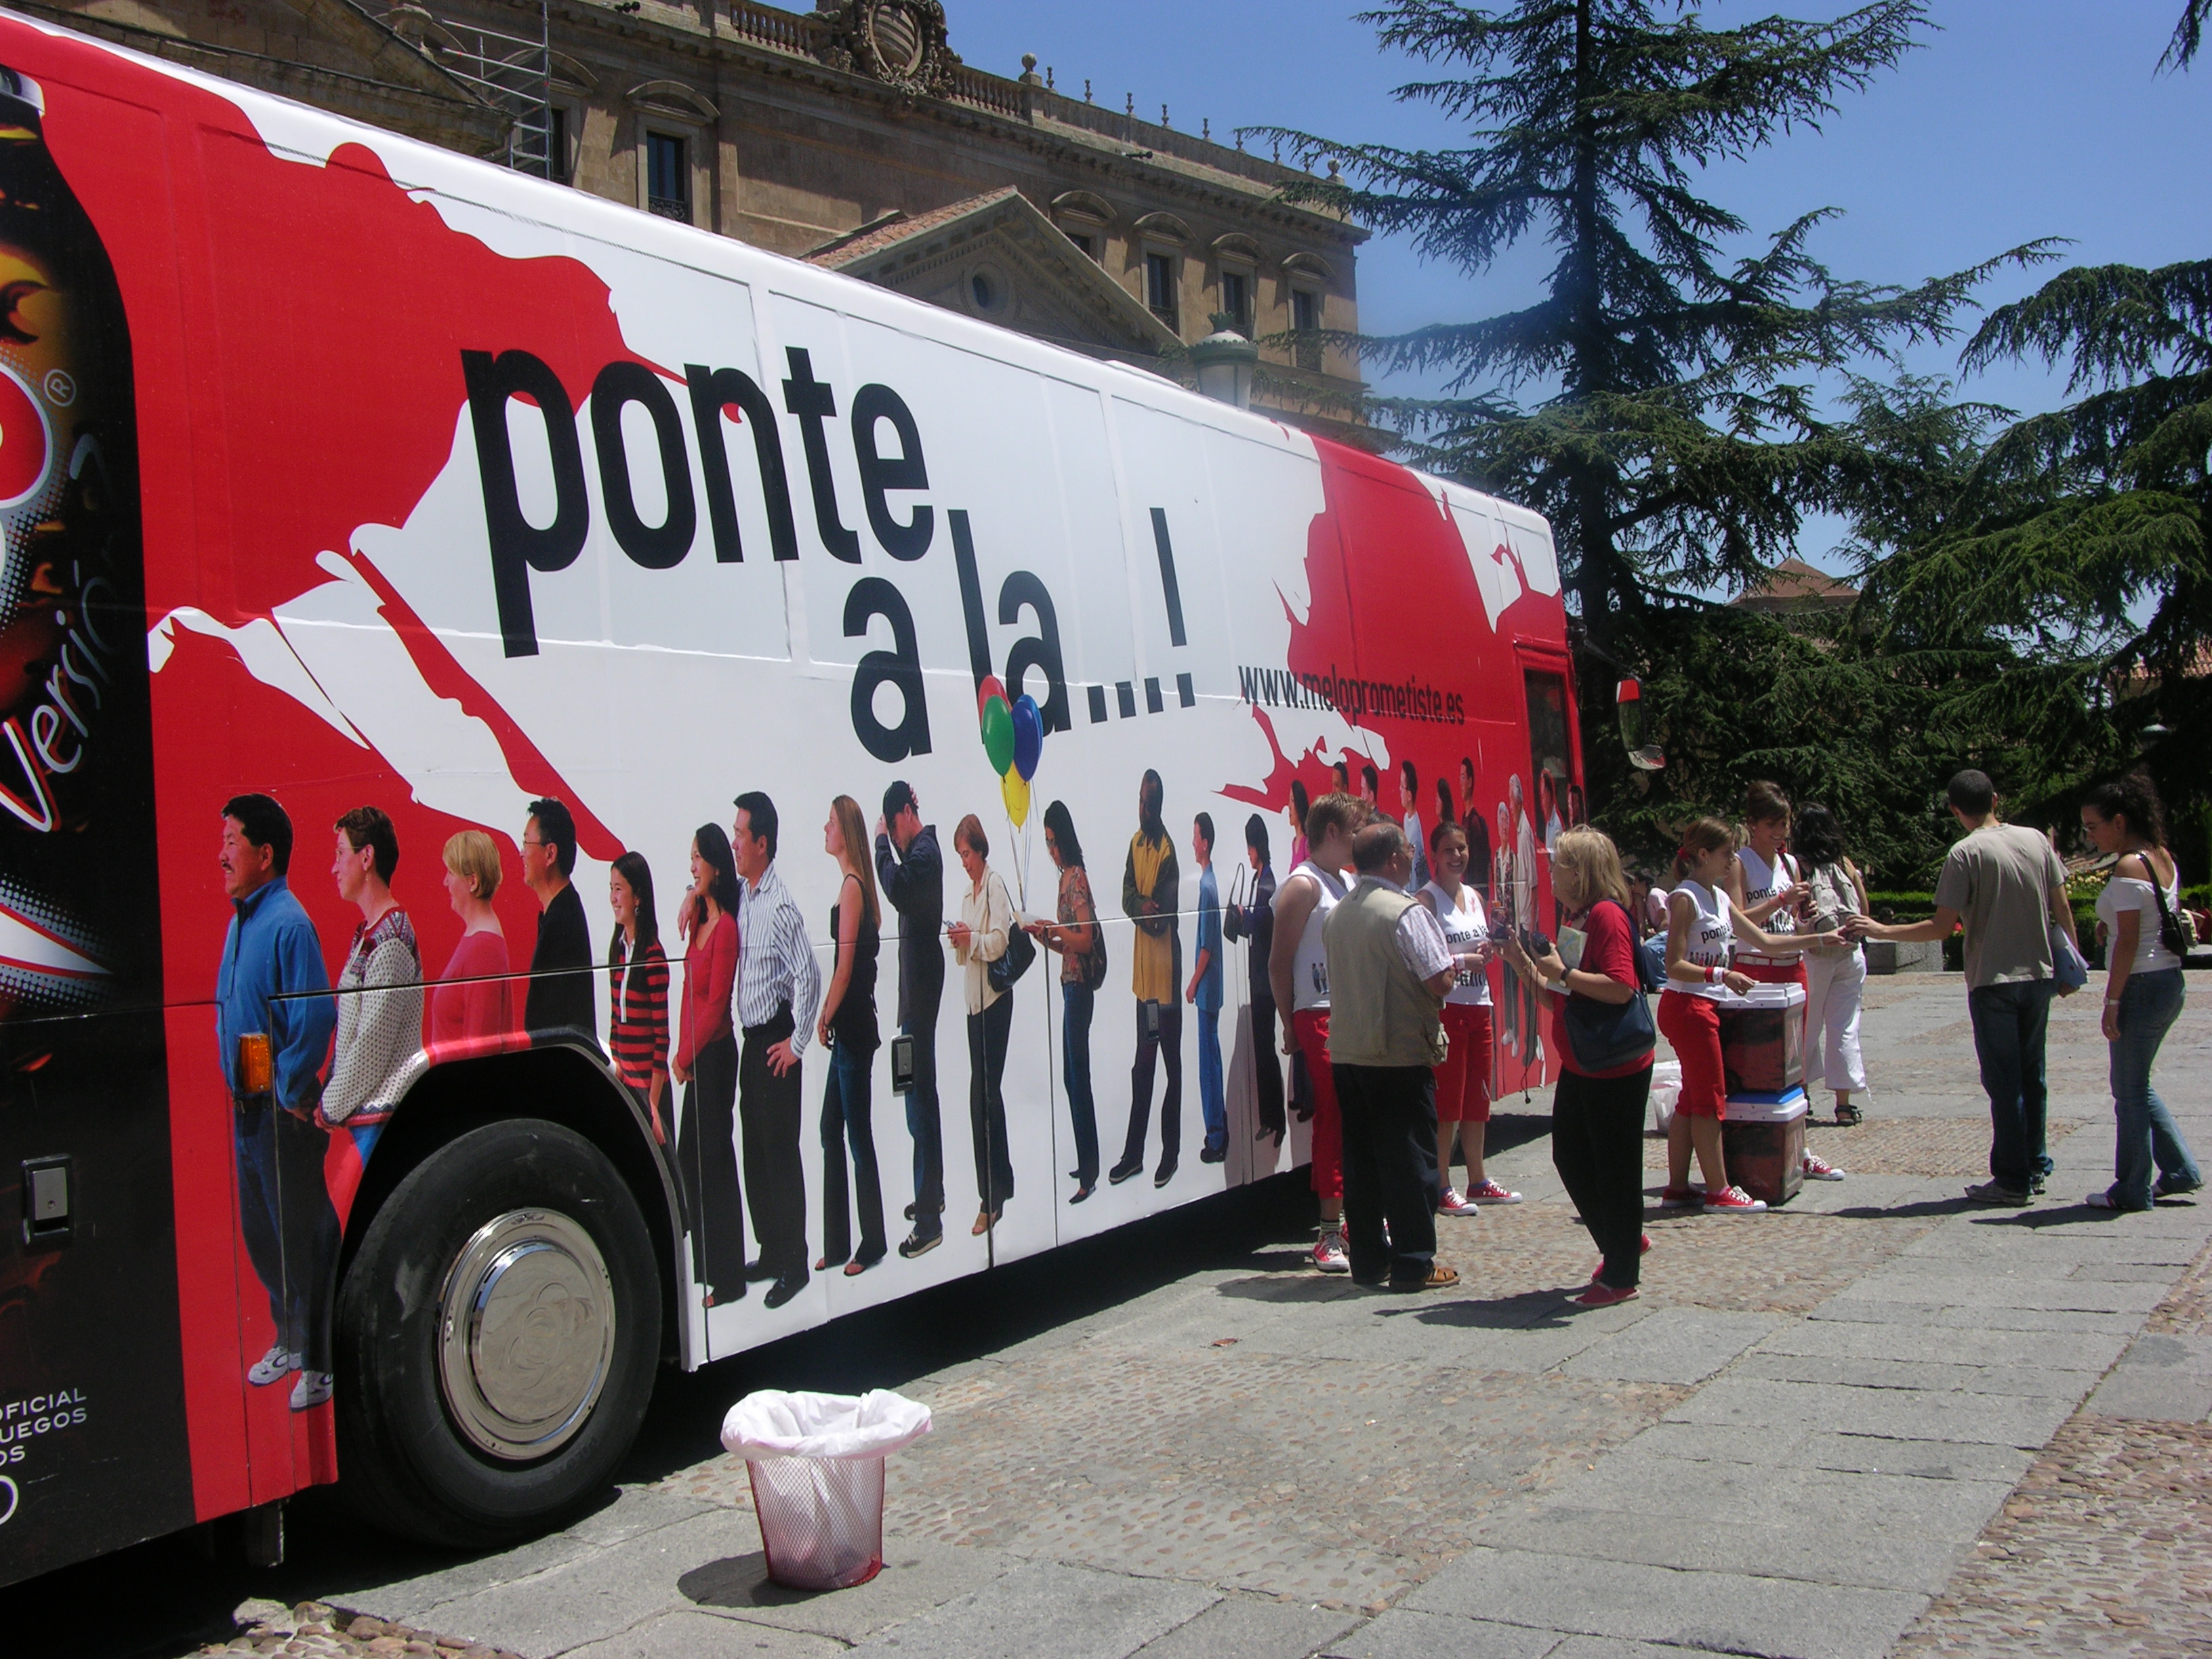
323, 806, 422, 1233
1459, 763, 1491, 902
1568, 781, 1588, 830
730, 792, 821, 1309
1112, 770, 1183, 1189
1225, 812, 1284, 1148
1539, 771, 1565, 855
1459, 757, 1479, 832
1401, 760, 1429, 890
1026, 799, 1101, 1203
214, 793, 338, 1413
1358, 762, 1379, 811
1492, 798, 1519, 1059
1270, 791, 1364, 1273
428, 830, 518, 1063
671, 824, 744, 1306
1288, 777, 1311, 871
521, 797, 594, 1043
1187, 812, 1227, 1164
946, 813, 1017, 1235
1511, 775, 1541, 1066
1330, 760, 1350, 798
875, 782, 947, 1259
815, 796, 886, 1275
1422, 819, 1514, 1214
607, 852, 670, 1146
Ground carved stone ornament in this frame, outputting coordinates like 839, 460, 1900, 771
813, 0, 960, 98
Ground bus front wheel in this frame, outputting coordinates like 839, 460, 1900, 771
333, 1118, 662, 1548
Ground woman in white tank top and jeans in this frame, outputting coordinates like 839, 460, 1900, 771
2080, 773, 2201, 1210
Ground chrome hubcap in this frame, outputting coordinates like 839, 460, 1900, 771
436, 1209, 614, 1461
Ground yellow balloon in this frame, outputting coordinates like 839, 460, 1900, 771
1001, 769, 1031, 827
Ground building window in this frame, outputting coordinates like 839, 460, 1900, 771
1145, 251, 1179, 333
646, 131, 689, 220
1218, 268, 1252, 335
546, 106, 569, 185
1291, 285, 1322, 369
1065, 229, 1098, 262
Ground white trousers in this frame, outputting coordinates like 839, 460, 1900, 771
1804, 946, 1869, 1094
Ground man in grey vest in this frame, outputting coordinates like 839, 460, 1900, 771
1324, 820, 1460, 1291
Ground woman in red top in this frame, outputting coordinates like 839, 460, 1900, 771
1502, 827, 1651, 1306
607, 851, 671, 1143
672, 823, 743, 1307
427, 830, 517, 1059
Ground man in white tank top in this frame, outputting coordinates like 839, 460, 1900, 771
1270, 792, 1364, 1273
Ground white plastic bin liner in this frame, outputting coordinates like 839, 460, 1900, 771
720, 1390, 932, 1591
1650, 1059, 1683, 1133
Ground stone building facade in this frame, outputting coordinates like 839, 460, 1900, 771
33, 0, 1370, 440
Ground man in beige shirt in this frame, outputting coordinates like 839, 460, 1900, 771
1324, 821, 1459, 1291
1851, 769, 2079, 1204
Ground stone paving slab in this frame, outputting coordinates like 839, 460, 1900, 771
1557, 1309, 1782, 1384
840, 1559, 1218, 1659
1748, 1317, 2132, 1371
2081, 1330, 2212, 1422
1128, 1593, 1361, 1659
672, 1541, 1022, 1643
1325, 1608, 1561, 1658
1728, 1351, 2097, 1397
563, 1608, 846, 1658
1406, 1546, 1929, 1659
1661, 1376, 2080, 1447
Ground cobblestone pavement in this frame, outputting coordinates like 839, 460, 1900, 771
21, 973, 2212, 1659
1894, 1237, 2212, 1659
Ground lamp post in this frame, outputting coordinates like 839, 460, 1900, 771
1189, 312, 1257, 410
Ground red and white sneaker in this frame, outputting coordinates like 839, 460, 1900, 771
1803, 1153, 1846, 1181
1437, 1186, 1481, 1216
1466, 1179, 1522, 1205
1658, 1185, 1700, 1207
1312, 1228, 1350, 1273
1704, 1185, 1767, 1214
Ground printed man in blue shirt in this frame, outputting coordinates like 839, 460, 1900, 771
1187, 811, 1227, 1164
216, 794, 339, 1412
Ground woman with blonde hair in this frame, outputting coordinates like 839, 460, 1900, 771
817, 794, 887, 1272
427, 828, 516, 1059
1500, 826, 1651, 1305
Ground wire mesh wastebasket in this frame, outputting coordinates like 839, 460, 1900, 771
720, 1389, 933, 1591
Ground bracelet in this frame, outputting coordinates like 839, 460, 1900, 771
1705, 964, 1720, 985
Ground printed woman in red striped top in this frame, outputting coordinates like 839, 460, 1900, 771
607, 850, 670, 1143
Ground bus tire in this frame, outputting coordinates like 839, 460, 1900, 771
333, 1117, 661, 1549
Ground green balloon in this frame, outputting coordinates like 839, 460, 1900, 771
981, 695, 1016, 777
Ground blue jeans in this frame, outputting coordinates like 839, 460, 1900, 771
1061, 980, 1099, 1186
1967, 979, 2055, 1191
1197, 1006, 1225, 1151
2108, 968, 2200, 1209
819, 1037, 884, 1265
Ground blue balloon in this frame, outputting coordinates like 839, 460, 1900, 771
1011, 693, 1044, 781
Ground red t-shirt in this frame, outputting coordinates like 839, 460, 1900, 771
1553, 899, 1653, 1080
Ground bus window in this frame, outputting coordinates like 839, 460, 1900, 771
1525, 668, 1572, 840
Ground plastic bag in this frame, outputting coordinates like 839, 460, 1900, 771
1650, 1059, 1682, 1133
720, 1389, 933, 1462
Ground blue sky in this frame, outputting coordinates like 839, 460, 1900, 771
943, 0, 2212, 575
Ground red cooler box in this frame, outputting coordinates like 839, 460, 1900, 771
1719, 983, 1806, 1095
1721, 1089, 1807, 1207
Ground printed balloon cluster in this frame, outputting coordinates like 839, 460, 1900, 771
977, 676, 1043, 827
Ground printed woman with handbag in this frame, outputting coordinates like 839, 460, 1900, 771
1028, 798, 1105, 1203
947, 813, 1021, 1234
2080, 773, 2202, 1210
1793, 803, 1874, 1125
1660, 819, 1836, 1215
1498, 827, 1650, 1307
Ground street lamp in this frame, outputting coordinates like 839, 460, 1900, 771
1190, 312, 1257, 409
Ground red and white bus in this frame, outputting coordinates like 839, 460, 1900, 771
0, 11, 1580, 1586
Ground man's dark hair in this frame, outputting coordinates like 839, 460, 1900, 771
734, 790, 779, 861
1361, 762, 1379, 794
1193, 810, 1214, 851
1351, 819, 1406, 874
1244, 812, 1269, 863
1791, 802, 1847, 868
1946, 770, 1996, 817
223, 793, 293, 875
882, 779, 918, 825
335, 804, 399, 884
1139, 768, 1165, 840
527, 796, 578, 876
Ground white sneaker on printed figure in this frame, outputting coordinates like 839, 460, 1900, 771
1466, 1179, 1522, 1205
289, 1370, 333, 1412
1437, 1187, 1481, 1216
1312, 1229, 1350, 1273
1802, 1153, 1846, 1181
247, 1345, 298, 1387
